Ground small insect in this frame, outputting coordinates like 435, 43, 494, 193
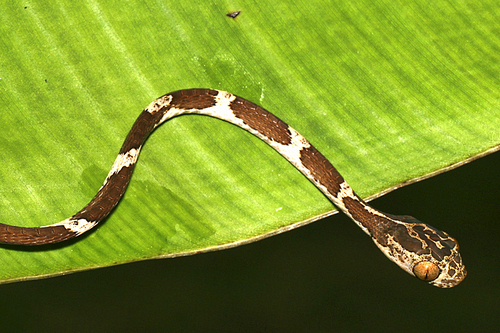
226, 11, 241, 19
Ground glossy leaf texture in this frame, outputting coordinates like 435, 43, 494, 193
0, 0, 499, 283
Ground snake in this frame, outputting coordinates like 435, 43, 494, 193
0, 89, 466, 288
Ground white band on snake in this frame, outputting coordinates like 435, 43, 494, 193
0, 89, 466, 288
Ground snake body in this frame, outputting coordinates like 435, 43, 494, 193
0, 89, 466, 287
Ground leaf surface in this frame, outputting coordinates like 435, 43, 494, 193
0, 0, 499, 282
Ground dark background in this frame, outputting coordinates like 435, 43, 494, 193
0, 150, 498, 332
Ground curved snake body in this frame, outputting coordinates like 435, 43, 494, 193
0, 89, 466, 287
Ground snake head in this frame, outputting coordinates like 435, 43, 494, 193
377, 215, 466, 288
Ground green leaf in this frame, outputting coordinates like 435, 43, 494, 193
0, 0, 499, 283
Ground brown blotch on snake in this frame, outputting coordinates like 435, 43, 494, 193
230, 96, 293, 146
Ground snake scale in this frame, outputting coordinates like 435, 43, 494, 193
0, 89, 466, 287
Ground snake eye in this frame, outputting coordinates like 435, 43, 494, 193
413, 262, 440, 281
